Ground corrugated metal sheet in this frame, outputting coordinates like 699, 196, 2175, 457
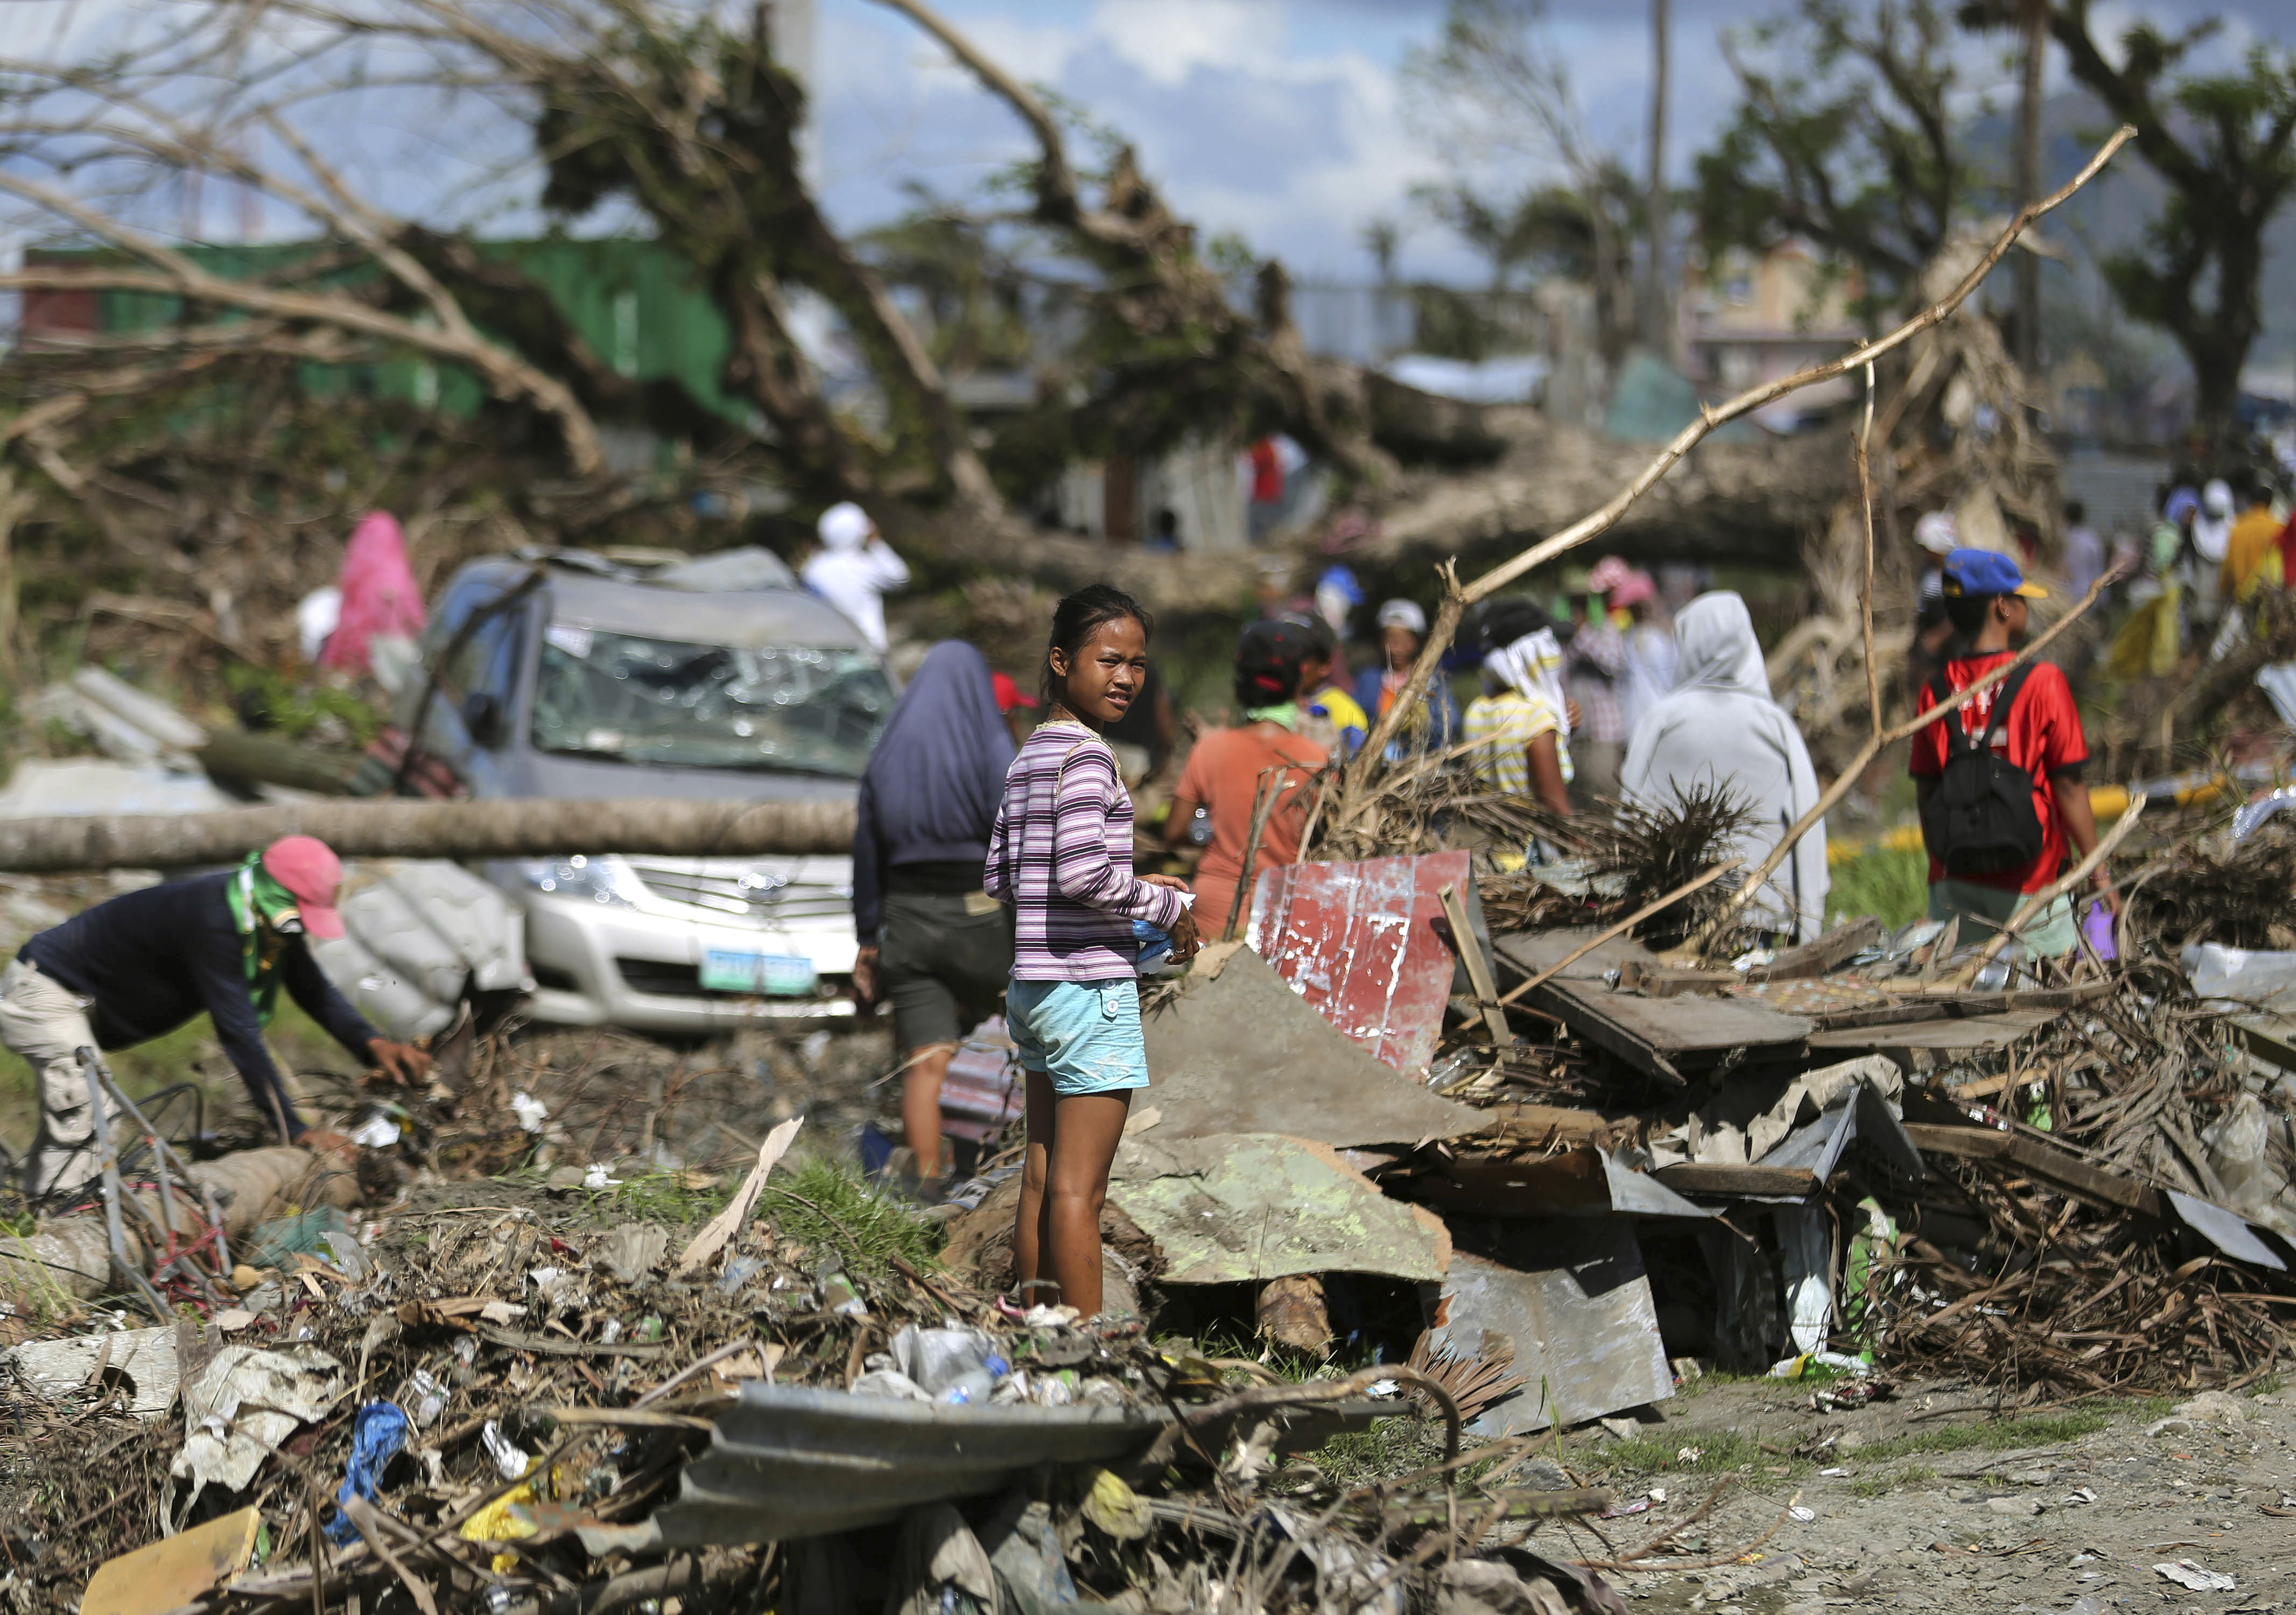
1428, 1221, 1675, 1435
1245, 852, 1477, 1075
651, 1382, 1160, 1545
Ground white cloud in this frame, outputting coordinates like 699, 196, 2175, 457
1092, 0, 1273, 88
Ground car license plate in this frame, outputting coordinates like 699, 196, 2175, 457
700, 950, 818, 996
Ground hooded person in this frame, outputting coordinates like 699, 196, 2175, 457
851, 641, 1017, 1192
1621, 592, 1828, 944
2188, 480, 2234, 627
320, 511, 427, 690
802, 502, 910, 652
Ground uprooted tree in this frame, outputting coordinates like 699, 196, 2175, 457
0, 0, 1455, 649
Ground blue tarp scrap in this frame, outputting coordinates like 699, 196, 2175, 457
325, 1401, 411, 1543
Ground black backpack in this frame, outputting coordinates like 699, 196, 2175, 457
1919, 665, 2046, 877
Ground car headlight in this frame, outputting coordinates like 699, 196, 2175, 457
518, 854, 644, 908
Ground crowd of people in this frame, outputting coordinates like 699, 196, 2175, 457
761, 480, 2296, 1319
0, 485, 2223, 1331
2105, 470, 2296, 678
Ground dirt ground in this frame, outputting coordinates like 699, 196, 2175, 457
1526, 1374, 2295, 1613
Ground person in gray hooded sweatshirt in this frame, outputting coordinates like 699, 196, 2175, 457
1621, 591, 1828, 943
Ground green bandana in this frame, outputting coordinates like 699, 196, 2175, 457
223, 854, 304, 1028
1245, 703, 1300, 729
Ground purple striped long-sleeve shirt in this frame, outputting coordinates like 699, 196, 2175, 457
985, 722, 1186, 982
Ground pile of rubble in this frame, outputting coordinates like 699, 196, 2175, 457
6, 801, 2296, 1615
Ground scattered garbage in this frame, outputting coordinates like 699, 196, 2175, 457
2153, 1560, 2237, 1592
170, 1343, 347, 1512
325, 1402, 412, 1543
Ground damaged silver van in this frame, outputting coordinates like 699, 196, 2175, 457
403, 549, 893, 1031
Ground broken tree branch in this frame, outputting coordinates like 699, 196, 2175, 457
1498, 858, 1743, 1004
1855, 361, 1881, 738
0, 169, 605, 475
1338, 123, 2136, 792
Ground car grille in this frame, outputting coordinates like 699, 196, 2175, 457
614, 958, 710, 997
628, 865, 852, 923
614, 958, 846, 1000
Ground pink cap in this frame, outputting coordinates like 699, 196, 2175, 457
1607, 570, 1658, 608
1584, 556, 1636, 595
262, 835, 347, 940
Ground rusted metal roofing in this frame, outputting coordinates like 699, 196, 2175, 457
1246, 852, 1478, 1074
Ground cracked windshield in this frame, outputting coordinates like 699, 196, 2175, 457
532, 622, 894, 776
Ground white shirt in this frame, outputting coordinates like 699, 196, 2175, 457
802, 539, 910, 651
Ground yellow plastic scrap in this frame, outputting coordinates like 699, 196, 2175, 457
460, 1456, 546, 1569
1080, 1469, 1152, 1542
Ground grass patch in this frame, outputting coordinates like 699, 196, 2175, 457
1591, 1427, 1794, 1483
223, 661, 386, 746
1828, 840, 1929, 929
1852, 1410, 2109, 1464
1300, 1413, 1457, 1490
1849, 1464, 1935, 1498
591, 1168, 738, 1227
762, 1154, 943, 1277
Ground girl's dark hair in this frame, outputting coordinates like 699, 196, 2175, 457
1042, 584, 1154, 714
1234, 619, 1311, 710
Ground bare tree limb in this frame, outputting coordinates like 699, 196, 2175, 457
0, 172, 605, 474
1336, 122, 2136, 811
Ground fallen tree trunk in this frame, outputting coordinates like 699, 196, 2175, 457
0, 798, 858, 872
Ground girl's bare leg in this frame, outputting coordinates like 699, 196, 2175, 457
1013, 1070, 1057, 1300
1043, 1089, 1131, 1318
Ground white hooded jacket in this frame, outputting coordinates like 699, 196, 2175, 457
1621, 591, 1828, 943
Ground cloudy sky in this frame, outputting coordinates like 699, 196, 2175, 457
808, 0, 2283, 284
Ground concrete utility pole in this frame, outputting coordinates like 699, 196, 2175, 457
2016, 0, 2046, 377
1641, 0, 1672, 356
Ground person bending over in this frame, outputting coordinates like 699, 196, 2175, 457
5, 835, 430, 1197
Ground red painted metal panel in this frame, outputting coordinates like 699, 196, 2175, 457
1245, 851, 1470, 1075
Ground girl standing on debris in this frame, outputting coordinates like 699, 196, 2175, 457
986, 585, 1202, 1321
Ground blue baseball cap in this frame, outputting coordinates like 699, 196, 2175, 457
1941, 547, 2047, 600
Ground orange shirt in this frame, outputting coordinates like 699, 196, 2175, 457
1173, 723, 1327, 937
2224, 508, 2284, 597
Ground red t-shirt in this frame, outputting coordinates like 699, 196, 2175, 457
1908, 652, 2088, 893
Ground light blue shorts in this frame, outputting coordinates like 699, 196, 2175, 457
1006, 978, 1148, 1096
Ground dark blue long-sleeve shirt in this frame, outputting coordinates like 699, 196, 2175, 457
22, 871, 379, 1139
